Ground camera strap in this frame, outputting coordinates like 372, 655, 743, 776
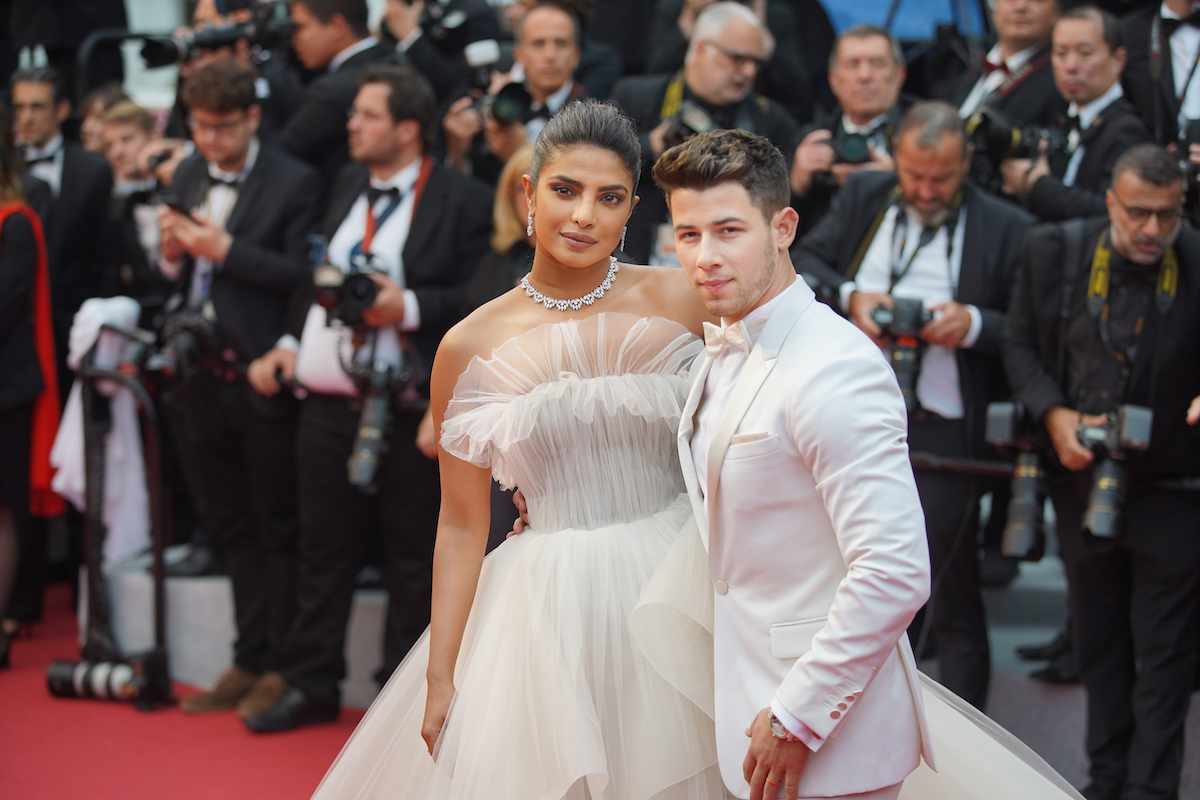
986, 42, 1052, 103
887, 190, 964, 293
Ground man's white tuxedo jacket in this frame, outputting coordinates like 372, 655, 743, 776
678, 279, 935, 798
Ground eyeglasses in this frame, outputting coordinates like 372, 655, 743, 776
1110, 191, 1184, 227
187, 113, 248, 136
701, 40, 768, 72
347, 108, 392, 124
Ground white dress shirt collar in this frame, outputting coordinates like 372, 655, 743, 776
841, 112, 889, 136
1068, 81, 1125, 130
208, 136, 259, 184
22, 132, 63, 161
986, 40, 1041, 73
329, 36, 378, 74
1161, 2, 1200, 21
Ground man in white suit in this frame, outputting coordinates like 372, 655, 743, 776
653, 129, 935, 800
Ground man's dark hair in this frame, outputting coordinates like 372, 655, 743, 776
829, 24, 905, 70
293, 0, 370, 37
358, 64, 437, 149
182, 57, 259, 114
1057, 6, 1122, 53
894, 100, 968, 157
516, 2, 582, 46
1112, 143, 1183, 188
10, 66, 68, 106
530, 99, 641, 192
652, 128, 789, 222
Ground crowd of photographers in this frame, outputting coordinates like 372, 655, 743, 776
1, 0, 1199, 796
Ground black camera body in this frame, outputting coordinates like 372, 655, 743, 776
871, 298, 933, 413
985, 401, 1048, 561
142, 309, 219, 382
662, 101, 717, 151
141, 0, 293, 67
314, 255, 385, 330
966, 108, 1070, 167
1076, 405, 1154, 540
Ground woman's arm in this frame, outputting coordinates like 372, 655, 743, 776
421, 323, 495, 754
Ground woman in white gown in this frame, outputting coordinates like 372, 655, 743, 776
311, 101, 1082, 800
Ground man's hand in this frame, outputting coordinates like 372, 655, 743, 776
384, 0, 425, 41
161, 207, 234, 262
247, 348, 297, 397
505, 489, 530, 539
158, 205, 187, 263
1189, 143, 1200, 168
483, 116, 528, 165
1188, 395, 1200, 425
789, 130, 835, 196
443, 96, 483, 173
678, 0, 718, 38
139, 138, 189, 187
828, 143, 895, 186
847, 290, 892, 345
920, 301, 972, 348
743, 708, 810, 800
999, 155, 1050, 200
1044, 406, 1105, 471
416, 406, 438, 460
361, 273, 407, 328
647, 119, 674, 159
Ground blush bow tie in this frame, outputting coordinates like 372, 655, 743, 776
703, 320, 754, 357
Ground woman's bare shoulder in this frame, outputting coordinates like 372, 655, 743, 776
618, 263, 714, 335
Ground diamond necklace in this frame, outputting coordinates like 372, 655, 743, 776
520, 255, 619, 311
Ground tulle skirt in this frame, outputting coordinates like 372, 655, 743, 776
311, 494, 727, 800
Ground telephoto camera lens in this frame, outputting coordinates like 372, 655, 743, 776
1001, 452, 1046, 560
47, 659, 138, 701
1083, 457, 1127, 539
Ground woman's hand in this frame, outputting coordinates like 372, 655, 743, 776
422, 679, 455, 755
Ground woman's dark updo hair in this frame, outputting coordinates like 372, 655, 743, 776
529, 99, 641, 193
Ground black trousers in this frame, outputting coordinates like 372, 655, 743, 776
1052, 476, 1200, 800
183, 372, 298, 675
909, 415, 989, 709
282, 393, 440, 708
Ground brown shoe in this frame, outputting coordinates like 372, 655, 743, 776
181, 666, 259, 713
236, 671, 289, 720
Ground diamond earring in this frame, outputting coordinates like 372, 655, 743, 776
620, 226, 627, 253
527, 212, 534, 237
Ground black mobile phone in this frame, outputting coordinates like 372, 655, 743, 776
160, 194, 188, 215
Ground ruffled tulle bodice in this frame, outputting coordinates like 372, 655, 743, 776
441, 314, 703, 532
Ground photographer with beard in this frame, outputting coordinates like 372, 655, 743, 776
157, 57, 323, 717
796, 101, 1035, 710
610, 1, 798, 265
243, 65, 491, 732
1003, 144, 1200, 800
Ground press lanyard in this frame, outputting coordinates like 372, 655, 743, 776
888, 198, 962, 293
353, 192, 403, 259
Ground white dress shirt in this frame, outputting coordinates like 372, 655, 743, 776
525, 79, 576, 143
839, 204, 981, 420
958, 42, 1043, 119
841, 111, 891, 153
1063, 81, 1125, 187
23, 133, 64, 196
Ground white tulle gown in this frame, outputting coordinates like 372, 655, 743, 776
310, 314, 1082, 800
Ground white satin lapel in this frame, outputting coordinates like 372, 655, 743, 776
704, 347, 775, 529
678, 354, 712, 550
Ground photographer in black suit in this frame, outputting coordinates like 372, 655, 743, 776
382, 0, 502, 102
243, 65, 491, 732
281, 0, 394, 186
1121, 0, 1199, 148
157, 58, 323, 717
999, 7, 1150, 222
797, 101, 1035, 709
610, 1, 797, 265
11, 67, 112, 402
1003, 144, 1200, 800
791, 25, 908, 238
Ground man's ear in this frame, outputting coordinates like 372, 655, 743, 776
774, 206, 799, 249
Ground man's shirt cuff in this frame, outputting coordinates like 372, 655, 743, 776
961, 304, 983, 348
770, 698, 823, 752
275, 334, 300, 354
838, 280, 858, 314
399, 289, 421, 332
158, 254, 184, 280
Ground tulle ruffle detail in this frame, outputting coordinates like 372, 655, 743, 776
311, 496, 727, 800
441, 314, 703, 473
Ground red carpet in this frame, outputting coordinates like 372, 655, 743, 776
0, 584, 364, 800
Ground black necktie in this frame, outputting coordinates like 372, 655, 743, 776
207, 173, 244, 189
366, 186, 401, 208
24, 150, 56, 165
1161, 11, 1200, 37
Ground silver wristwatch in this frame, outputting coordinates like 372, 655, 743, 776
769, 712, 801, 743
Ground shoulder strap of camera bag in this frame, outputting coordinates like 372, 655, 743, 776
660, 71, 686, 121
845, 186, 902, 281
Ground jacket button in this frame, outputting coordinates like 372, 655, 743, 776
830, 710, 841, 719
714, 580, 729, 595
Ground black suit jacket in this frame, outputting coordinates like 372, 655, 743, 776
171, 145, 323, 365
1003, 218, 1200, 481
289, 160, 493, 381
0, 210, 43, 412
611, 72, 800, 264
279, 41, 395, 187
1026, 97, 1151, 222
18, 173, 50, 223
1121, 5, 1180, 145
795, 170, 1036, 454
43, 144, 113, 332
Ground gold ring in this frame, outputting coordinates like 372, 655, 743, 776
766, 779, 780, 787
